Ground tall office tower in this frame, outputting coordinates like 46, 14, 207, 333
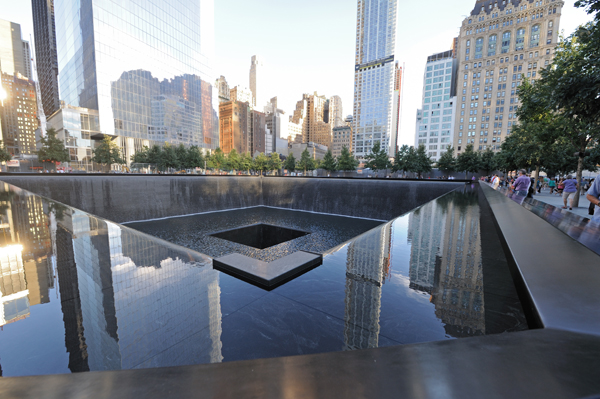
219, 100, 249, 155
453, 0, 563, 155
215, 76, 230, 104
32, 0, 61, 118
0, 73, 38, 156
291, 92, 332, 147
329, 95, 344, 128
391, 62, 404, 155
414, 49, 458, 162
50, 0, 217, 171
0, 20, 31, 79
249, 55, 263, 108
352, 0, 398, 160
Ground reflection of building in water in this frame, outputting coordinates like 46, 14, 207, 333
407, 204, 446, 293
0, 187, 54, 326
52, 209, 222, 372
408, 192, 485, 337
111, 225, 222, 368
344, 223, 392, 350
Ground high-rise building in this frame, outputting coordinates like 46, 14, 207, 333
215, 76, 230, 104
415, 49, 458, 162
249, 55, 263, 108
32, 0, 61, 118
51, 0, 217, 170
250, 110, 266, 154
291, 92, 332, 148
391, 62, 404, 155
219, 100, 249, 155
265, 97, 289, 155
0, 73, 38, 156
453, 0, 563, 154
0, 20, 31, 79
352, 0, 398, 159
329, 95, 344, 128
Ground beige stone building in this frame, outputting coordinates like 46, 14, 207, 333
331, 116, 354, 158
453, 0, 563, 155
291, 92, 333, 148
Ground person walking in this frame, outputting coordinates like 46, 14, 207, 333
511, 170, 531, 196
562, 175, 579, 210
586, 178, 600, 222
548, 177, 557, 194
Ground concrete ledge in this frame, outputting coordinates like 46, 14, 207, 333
480, 183, 600, 336
213, 251, 323, 289
1, 328, 599, 399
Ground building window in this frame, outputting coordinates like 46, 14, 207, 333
530, 25, 540, 47
475, 37, 484, 59
501, 31, 511, 53
488, 34, 497, 56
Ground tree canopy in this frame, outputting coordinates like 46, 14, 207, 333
364, 141, 390, 172
92, 136, 125, 169
37, 127, 70, 166
337, 146, 359, 171
321, 150, 337, 173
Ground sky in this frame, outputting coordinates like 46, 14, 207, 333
0, 0, 594, 146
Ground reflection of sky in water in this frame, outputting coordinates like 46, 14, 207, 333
0, 184, 527, 377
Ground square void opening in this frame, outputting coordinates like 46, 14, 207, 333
210, 223, 309, 250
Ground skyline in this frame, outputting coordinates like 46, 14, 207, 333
0, 0, 593, 148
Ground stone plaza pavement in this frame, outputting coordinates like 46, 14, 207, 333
530, 189, 596, 218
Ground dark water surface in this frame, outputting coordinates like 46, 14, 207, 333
0, 183, 527, 377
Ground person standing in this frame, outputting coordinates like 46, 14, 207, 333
511, 170, 531, 196
586, 178, 600, 222
562, 175, 579, 210
491, 174, 500, 190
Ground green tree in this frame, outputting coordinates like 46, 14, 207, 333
404, 146, 420, 177
321, 150, 337, 174
227, 149, 241, 171
146, 145, 163, 168
268, 152, 282, 174
437, 146, 457, 175
92, 136, 125, 171
240, 152, 254, 174
297, 148, 315, 174
160, 143, 179, 171
253, 152, 270, 174
457, 144, 481, 179
185, 146, 205, 169
414, 144, 433, 178
174, 144, 188, 170
539, 20, 600, 205
479, 148, 498, 176
337, 146, 359, 171
37, 127, 69, 170
392, 145, 410, 175
364, 141, 390, 173
575, 0, 600, 19
285, 153, 297, 173
208, 147, 226, 171
0, 147, 12, 164
131, 146, 150, 164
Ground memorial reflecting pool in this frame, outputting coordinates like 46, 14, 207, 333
0, 183, 527, 377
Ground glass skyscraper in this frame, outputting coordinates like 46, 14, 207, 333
352, 0, 398, 160
52, 0, 218, 167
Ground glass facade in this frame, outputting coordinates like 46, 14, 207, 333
54, 0, 217, 164
352, 0, 398, 159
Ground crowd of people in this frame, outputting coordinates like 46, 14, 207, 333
481, 171, 600, 221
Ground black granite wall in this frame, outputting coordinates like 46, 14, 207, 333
0, 176, 462, 222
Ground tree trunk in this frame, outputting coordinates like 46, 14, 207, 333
533, 165, 540, 196
573, 155, 585, 208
